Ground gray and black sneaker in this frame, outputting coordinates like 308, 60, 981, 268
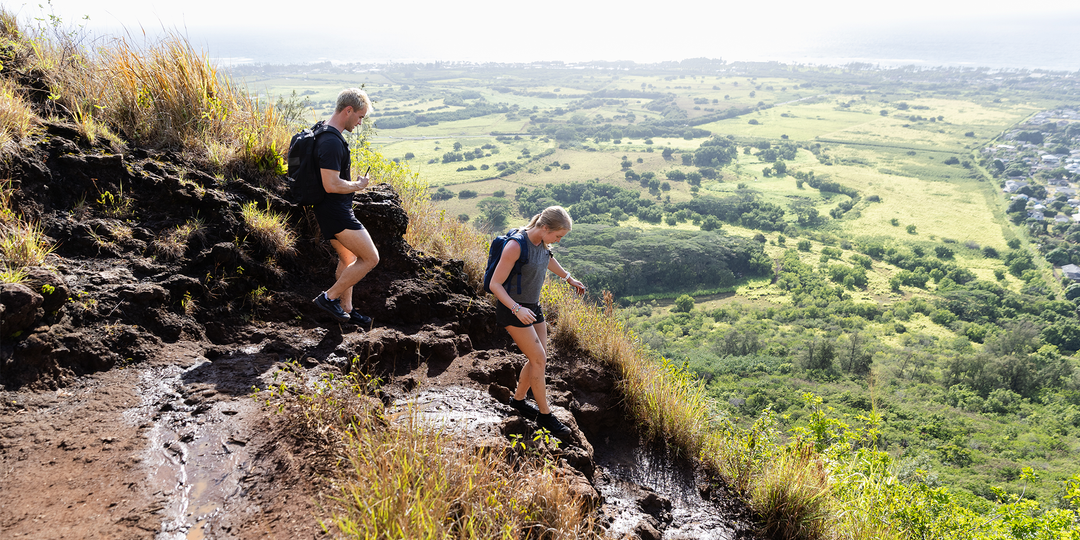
313, 293, 350, 322
509, 398, 540, 420
349, 309, 373, 327
537, 412, 572, 438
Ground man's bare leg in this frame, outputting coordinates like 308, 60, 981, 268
325, 228, 379, 312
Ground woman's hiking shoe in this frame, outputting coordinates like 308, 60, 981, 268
509, 398, 539, 420
313, 293, 350, 322
349, 309, 372, 326
537, 412, 572, 438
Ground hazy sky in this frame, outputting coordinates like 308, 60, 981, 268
8, 0, 1080, 67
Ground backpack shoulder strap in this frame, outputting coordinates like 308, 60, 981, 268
314, 121, 347, 144
507, 229, 528, 263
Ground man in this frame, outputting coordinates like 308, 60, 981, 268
311, 88, 379, 326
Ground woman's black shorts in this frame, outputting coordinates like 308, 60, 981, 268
496, 302, 545, 328
314, 201, 365, 241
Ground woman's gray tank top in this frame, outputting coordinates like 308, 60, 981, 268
508, 234, 550, 305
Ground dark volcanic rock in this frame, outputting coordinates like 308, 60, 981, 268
0, 282, 43, 336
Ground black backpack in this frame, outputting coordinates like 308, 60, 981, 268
482, 228, 530, 295
287, 121, 345, 206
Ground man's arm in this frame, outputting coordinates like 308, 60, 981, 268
320, 168, 369, 194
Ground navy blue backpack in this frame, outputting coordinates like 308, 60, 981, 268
482, 228, 529, 295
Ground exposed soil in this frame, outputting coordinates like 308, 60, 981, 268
0, 120, 760, 539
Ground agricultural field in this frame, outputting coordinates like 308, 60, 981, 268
232, 61, 1067, 263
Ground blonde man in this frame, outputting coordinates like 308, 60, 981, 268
312, 88, 379, 326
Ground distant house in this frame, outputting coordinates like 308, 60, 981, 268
1030, 211, 1045, 221
1062, 264, 1080, 281
1004, 180, 1029, 193
1055, 215, 1071, 223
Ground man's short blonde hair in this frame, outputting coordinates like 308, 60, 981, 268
336, 88, 373, 115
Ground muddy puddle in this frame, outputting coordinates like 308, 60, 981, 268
595, 445, 735, 539
389, 386, 507, 440
123, 355, 278, 539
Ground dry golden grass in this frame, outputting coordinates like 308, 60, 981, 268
0, 180, 53, 277
0, 77, 38, 146
240, 201, 295, 255
0, 219, 53, 272
544, 284, 711, 452
747, 441, 833, 540
258, 363, 597, 540
328, 415, 596, 539
3, 6, 289, 176
152, 218, 204, 260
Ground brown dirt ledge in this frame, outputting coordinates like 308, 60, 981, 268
0, 122, 759, 539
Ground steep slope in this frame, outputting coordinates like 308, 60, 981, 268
0, 123, 758, 538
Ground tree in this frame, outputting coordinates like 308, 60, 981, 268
477, 197, 512, 231
673, 294, 694, 313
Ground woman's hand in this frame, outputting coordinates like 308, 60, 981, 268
567, 276, 587, 296
515, 304, 537, 325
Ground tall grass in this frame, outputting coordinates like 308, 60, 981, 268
328, 415, 595, 539
0, 180, 53, 282
3, 8, 287, 176
0, 77, 38, 146
258, 363, 597, 539
240, 201, 295, 255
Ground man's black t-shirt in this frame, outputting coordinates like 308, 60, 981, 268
315, 125, 351, 208
312, 125, 364, 239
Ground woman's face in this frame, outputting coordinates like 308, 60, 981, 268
541, 227, 569, 244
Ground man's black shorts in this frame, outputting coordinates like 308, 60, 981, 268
496, 302, 545, 328
314, 201, 365, 240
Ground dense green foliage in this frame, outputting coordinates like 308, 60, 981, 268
513, 178, 788, 232
552, 224, 770, 297
626, 241, 1080, 531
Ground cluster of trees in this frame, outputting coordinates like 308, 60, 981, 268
512, 181, 789, 232
553, 224, 770, 297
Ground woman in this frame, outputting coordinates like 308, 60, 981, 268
489, 206, 587, 438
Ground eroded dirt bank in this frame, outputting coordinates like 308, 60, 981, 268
0, 123, 758, 539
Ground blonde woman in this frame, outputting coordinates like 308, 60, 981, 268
489, 206, 587, 438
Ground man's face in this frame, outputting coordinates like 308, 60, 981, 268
346, 106, 367, 131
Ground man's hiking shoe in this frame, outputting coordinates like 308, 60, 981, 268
537, 412, 572, 438
313, 293, 350, 322
349, 309, 372, 326
509, 398, 540, 420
